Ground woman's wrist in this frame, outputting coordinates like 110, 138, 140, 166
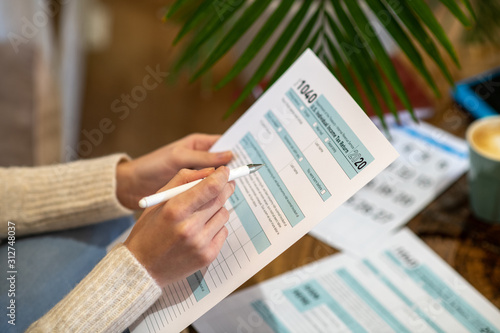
116, 160, 138, 210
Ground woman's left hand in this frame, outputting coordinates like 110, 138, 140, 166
116, 133, 232, 210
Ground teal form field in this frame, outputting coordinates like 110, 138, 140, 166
251, 300, 291, 333
286, 89, 374, 179
229, 185, 271, 254
186, 270, 210, 301
398, 126, 468, 159
336, 269, 411, 333
240, 133, 305, 227
362, 259, 446, 333
265, 111, 331, 202
283, 280, 368, 333
385, 251, 499, 333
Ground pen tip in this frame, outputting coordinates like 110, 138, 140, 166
138, 199, 147, 209
248, 164, 264, 173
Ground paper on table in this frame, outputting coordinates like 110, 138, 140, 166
129, 49, 398, 333
194, 228, 500, 333
310, 117, 469, 256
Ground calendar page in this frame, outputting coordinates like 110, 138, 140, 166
310, 118, 469, 256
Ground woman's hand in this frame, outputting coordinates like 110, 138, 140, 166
124, 166, 234, 286
116, 133, 232, 210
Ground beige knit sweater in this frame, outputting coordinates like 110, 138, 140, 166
0, 154, 162, 332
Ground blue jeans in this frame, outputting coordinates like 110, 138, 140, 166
0, 216, 134, 332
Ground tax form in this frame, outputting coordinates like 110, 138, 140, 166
310, 118, 469, 256
194, 229, 500, 333
130, 49, 398, 333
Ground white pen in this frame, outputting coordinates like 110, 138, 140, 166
138, 164, 265, 208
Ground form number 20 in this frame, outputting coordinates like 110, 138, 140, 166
348, 150, 367, 170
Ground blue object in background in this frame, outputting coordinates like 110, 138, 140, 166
452, 67, 500, 119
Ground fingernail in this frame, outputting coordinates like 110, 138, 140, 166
220, 166, 230, 176
217, 151, 232, 160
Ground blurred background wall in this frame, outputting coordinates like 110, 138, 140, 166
80, 0, 248, 161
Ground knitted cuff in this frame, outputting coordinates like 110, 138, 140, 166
27, 244, 162, 333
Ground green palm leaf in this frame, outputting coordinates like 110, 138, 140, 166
438, 0, 472, 26
268, 5, 322, 86
166, 0, 195, 19
323, 32, 364, 110
216, 0, 295, 89
223, 0, 314, 118
167, 0, 475, 120
172, 1, 245, 72
364, 0, 442, 95
325, 11, 389, 129
405, 0, 460, 65
305, 29, 322, 57
339, 0, 414, 113
191, 0, 274, 82
461, 0, 476, 19
380, 0, 454, 85
172, 0, 216, 45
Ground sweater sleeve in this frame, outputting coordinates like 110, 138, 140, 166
26, 244, 162, 332
0, 154, 134, 238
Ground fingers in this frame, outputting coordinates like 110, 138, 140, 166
179, 181, 233, 262
203, 206, 230, 241
178, 150, 233, 170
156, 167, 215, 193
188, 133, 221, 151
167, 166, 230, 215
177, 133, 232, 169
127, 165, 233, 285
194, 180, 234, 222
204, 225, 229, 264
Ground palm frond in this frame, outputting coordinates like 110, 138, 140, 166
172, 1, 245, 72
269, 4, 321, 86
167, 0, 475, 120
323, 31, 364, 109
462, 1, 500, 45
216, 0, 295, 89
438, 0, 472, 26
405, 0, 460, 65
191, 0, 274, 82
460, 0, 476, 20
325, 9, 392, 129
221, 0, 314, 118
380, 0, 454, 85
172, 0, 217, 44
339, 0, 414, 114
364, 0, 442, 94
167, 0, 196, 18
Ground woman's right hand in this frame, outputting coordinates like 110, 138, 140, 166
124, 166, 235, 287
